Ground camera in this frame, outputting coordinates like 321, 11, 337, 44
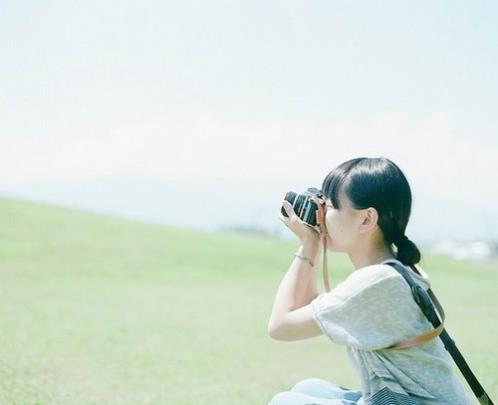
281, 187, 326, 231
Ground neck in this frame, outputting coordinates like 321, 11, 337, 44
348, 242, 396, 270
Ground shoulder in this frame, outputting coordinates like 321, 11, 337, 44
381, 260, 432, 290
320, 264, 403, 306
314, 262, 430, 313
330, 264, 423, 317
347, 263, 400, 287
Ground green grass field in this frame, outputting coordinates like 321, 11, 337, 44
0, 196, 496, 404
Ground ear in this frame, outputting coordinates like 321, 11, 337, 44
359, 207, 378, 234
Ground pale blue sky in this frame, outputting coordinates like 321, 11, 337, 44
1, 1, 497, 243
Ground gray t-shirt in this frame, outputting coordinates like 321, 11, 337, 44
311, 258, 472, 405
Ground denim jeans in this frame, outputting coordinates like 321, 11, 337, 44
268, 377, 363, 405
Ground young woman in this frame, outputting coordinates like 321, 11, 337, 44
267, 157, 471, 405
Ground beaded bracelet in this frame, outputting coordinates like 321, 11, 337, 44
294, 254, 314, 267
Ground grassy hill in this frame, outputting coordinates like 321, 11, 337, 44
0, 196, 496, 404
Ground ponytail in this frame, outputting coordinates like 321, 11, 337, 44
394, 234, 422, 267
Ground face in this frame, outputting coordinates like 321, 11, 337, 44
322, 189, 374, 252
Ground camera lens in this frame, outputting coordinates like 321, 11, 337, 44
281, 188, 322, 227
281, 191, 297, 217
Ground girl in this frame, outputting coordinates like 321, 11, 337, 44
267, 157, 471, 405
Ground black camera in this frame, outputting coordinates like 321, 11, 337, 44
281, 187, 325, 230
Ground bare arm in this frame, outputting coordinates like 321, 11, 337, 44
302, 241, 324, 303
268, 239, 322, 335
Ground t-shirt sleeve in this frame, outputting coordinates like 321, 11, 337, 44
310, 269, 425, 351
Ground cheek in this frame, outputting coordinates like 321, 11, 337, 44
324, 213, 339, 249
325, 212, 347, 236
325, 213, 336, 234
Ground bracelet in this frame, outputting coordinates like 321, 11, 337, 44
294, 254, 314, 267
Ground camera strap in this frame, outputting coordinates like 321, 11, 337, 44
385, 261, 494, 405
315, 205, 331, 294
321, 233, 331, 293
319, 244, 445, 350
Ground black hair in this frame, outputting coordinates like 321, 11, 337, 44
321, 156, 422, 267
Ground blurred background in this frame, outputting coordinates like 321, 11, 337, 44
1, 1, 497, 404
2, 0, 498, 256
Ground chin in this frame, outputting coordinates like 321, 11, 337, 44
326, 237, 347, 253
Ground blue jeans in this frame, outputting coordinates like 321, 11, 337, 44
268, 377, 363, 405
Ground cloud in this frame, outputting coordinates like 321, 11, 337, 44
1, 111, 496, 207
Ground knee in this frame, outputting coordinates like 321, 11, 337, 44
290, 377, 362, 402
267, 391, 295, 405
291, 377, 337, 393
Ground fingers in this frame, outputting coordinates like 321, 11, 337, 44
281, 200, 295, 219
280, 200, 298, 230
279, 199, 324, 242
278, 214, 288, 229
310, 196, 323, 205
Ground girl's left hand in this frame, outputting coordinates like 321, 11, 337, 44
279, 197, 324, 244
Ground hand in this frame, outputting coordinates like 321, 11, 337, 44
279, 197, 325, 244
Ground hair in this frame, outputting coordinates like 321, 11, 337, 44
321, 156, 422, 267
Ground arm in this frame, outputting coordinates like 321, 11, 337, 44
267, 239, 320, 334
268, 198, 327, 340
305, 239, 324, 302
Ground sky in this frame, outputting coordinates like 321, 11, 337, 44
1, 1, 497, 244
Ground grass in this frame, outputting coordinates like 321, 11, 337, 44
0, 196, 496, 404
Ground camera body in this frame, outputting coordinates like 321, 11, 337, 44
281, 187, 326, 232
